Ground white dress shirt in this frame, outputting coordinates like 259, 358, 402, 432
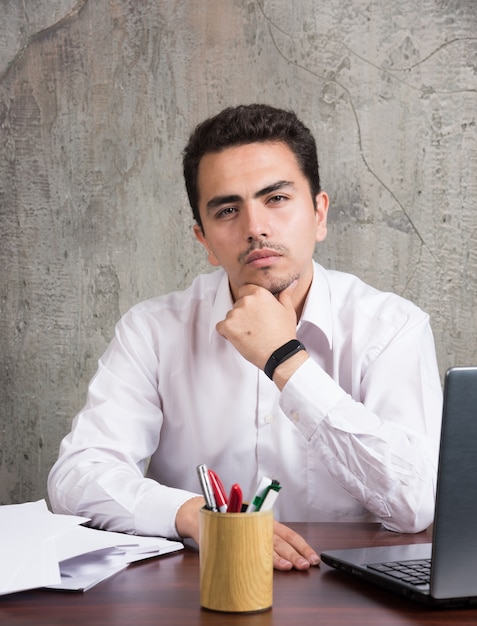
48, 262, 443, 539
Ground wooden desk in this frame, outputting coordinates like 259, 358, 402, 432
1, 522, 476, 625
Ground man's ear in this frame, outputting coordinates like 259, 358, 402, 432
193, 224, 220, 266
314, 192, 329, 243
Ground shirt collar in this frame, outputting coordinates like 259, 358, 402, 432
208, 263, 333, 349
209, 270, 234, 342
299, 262, 333, 350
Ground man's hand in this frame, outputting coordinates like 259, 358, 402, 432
176, 499, 320, 571
216, 282, 298, 370
273, 520, 320, 570
175, 496, 204, 542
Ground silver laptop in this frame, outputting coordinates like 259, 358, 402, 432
321, 366, 477, 608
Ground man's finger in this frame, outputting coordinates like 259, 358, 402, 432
272, 521, 320, 570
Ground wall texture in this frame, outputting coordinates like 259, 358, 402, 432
1, 0, 476, 504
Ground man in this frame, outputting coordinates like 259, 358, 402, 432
48, 104, 443, 571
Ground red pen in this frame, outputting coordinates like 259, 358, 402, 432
227, 483, 243, 513
208, 470, 228, 513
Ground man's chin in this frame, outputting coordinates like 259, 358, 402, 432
250, 274, 299, 296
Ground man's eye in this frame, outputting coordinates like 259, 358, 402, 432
269, 195, 286, 203
217, 207, 237, 218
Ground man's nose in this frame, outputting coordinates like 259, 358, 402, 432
242, 203, 270, 241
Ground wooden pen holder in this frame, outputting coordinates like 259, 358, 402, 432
199, 507, 273, 613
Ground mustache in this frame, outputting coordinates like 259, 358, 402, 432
238, 241, 289, 264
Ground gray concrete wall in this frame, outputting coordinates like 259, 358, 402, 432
1, 0, 476, 504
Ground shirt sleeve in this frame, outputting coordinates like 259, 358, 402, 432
279, 314, 443, 534
47, 310, 200, 540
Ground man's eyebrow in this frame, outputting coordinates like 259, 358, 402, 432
205, 180, 295, 213
206, 194, 242, 212
254, 180, 295, 198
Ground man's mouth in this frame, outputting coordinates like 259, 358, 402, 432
244, 249, 283, 266
245, 249, 281, 263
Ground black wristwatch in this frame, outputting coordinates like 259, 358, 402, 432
264, 339, 306, 380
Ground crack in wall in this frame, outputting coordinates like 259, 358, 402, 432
0, 0, 89, 86
341, 39, 477, 95
258, 2, 437, 263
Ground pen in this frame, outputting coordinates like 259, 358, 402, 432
246, 476, 274, 512
258, 480, 282, 511
227, 483, 243, 513
208, 469, 228, 513
196, 464, 218, 511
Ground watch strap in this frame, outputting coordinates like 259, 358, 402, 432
264, 339, 306, 380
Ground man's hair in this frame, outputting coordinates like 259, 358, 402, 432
182, 104, 321, 230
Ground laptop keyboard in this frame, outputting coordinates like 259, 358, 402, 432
367, 559, 431, 586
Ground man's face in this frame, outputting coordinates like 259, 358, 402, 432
194, 141, 328, 305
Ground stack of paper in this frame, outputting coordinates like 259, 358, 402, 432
0, 500, 183, 595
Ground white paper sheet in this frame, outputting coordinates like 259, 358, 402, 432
0, 500, 88, 595
0, 500, 183, 595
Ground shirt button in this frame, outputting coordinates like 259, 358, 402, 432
264, 414, 274, 424
291, 411, 300, 423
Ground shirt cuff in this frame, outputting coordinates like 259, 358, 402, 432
279, 357, 346, 440
132, 483, 200, 540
